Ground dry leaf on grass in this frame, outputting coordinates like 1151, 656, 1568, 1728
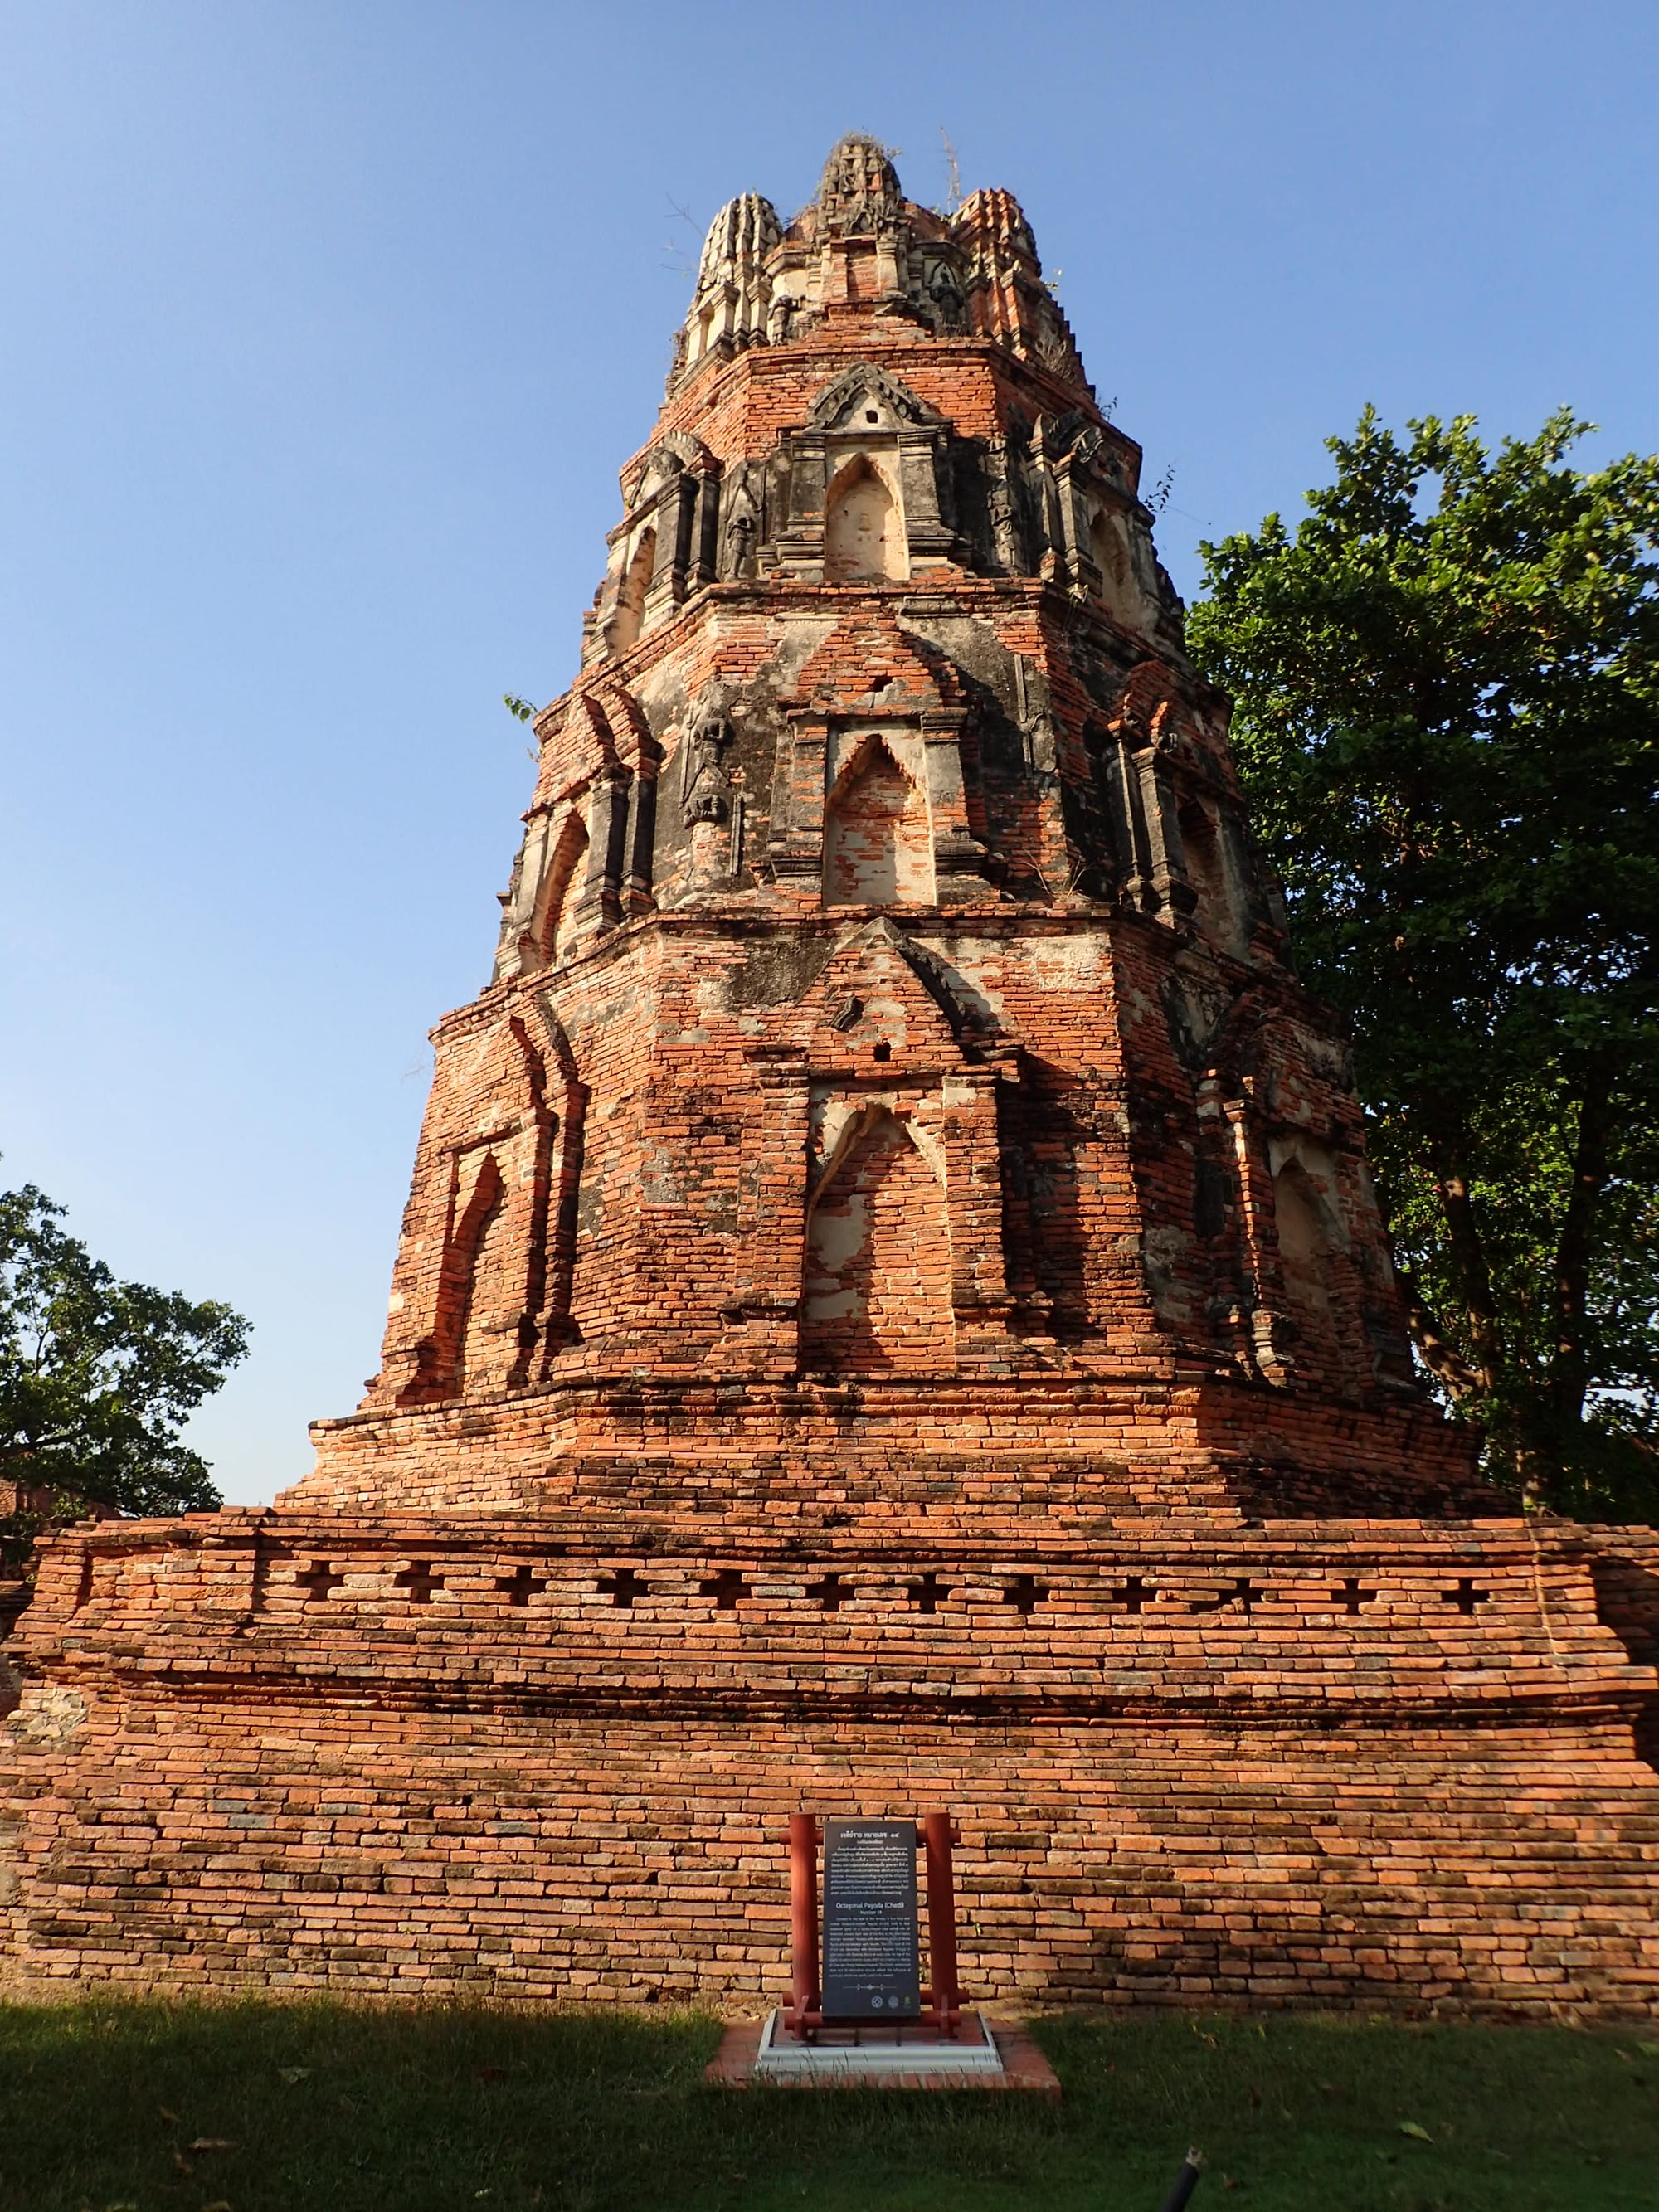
1397, 2120, 1434, 2142
189, 2138, 237, 2153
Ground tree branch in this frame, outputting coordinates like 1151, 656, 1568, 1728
1394, 1264, 1483, 1401
0, 1431, 77, 1462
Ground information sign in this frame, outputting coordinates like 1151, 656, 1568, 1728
820, 1816, 921, 2019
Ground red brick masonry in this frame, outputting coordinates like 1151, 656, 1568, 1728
5, 1506, 1655, 2010
4, 135, 1656, 2015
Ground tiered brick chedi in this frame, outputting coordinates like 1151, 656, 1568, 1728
6, 138, 1657, 2011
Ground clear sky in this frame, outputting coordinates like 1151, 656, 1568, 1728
4, 1, 1656, 1506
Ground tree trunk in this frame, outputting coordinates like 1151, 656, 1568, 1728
1394, 1265, 1481, 1402
1546, 1060, 1616, 1432
1428, 1135, 1506, 1397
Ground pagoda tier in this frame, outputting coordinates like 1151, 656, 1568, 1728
5, 139, 1656, 2016
292, 139, 1463, 1515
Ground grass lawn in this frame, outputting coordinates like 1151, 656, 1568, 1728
1, 1998, 1656, 2212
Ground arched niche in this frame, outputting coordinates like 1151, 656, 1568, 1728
824, 454, 904, 582
800, 1106, 954, 1373
400, 1150, 504, 1403
611, 527, 656, 652
822, 734, 934, 907
1087, 503, 1137, 625
1177, 796, 1240, 952
527, 811, 590, 968
529, 1001, 588, 1367
1272, 1155, 1344, 1379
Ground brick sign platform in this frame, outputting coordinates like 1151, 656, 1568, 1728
707, 2015, 1059, 2098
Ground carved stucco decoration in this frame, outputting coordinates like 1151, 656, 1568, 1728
807, 362, 942, 433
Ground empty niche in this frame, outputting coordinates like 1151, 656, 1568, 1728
1177, 798, 1239, 951
537, 1028, 588, 1362
611, 527, 656, 652
1087, 505, 1135, 623
529, 812, 589, 965
457, 1158, 521, 1393
801, 1109, 954, 1373
1272, 1158, 1344, 1378
824, 455, 903, 582
823, 736, 934, 906
1000, 1074, 1090, 1339
402, 1151, 504, 1402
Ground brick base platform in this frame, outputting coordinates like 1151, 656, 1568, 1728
3, 1508, 1656, 2015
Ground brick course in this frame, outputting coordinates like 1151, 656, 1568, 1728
4, 135, 1657, 2015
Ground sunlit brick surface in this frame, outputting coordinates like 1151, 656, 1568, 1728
4, 137, 1657, 2013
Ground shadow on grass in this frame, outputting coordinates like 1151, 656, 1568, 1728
0, 1996, 1655, 2211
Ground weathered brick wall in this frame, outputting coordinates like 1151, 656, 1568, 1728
359, 904, 1417, 1406
6, 1516, 1657, 2012
12, 1707, 1659, 2014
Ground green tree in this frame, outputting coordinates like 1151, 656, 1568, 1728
1188, 409, 1659, 1518
0, 1181, 250, 1539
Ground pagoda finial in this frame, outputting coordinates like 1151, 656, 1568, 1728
815, 132, 902, 236
675, 192, 781, 377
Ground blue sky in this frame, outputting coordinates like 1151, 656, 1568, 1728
3, 1, 1656, 1505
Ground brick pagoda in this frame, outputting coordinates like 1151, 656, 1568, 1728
6, 138, 1657, 2013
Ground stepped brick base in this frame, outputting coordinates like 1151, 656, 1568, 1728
5, 1501, 1657, 2015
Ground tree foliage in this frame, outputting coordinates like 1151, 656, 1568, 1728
1187, 408, 1659, 1517
0, 1181, 250, 1529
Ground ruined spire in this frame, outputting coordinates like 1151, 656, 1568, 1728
679, 192, 781, 372
813, 131, 902, 236
666, 133, 1091, 401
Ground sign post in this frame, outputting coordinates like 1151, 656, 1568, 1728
920, 1810, 962, 2035
787, 1811, 819, 2026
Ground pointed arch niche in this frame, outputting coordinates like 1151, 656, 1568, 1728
823, 732, 935, 907
1087, 502, 1137, 625
1270, 1151, 1345, 1382
824, 454, 905, 582
1176, 796, 1243, 955
399, 1148, 504, 1404
532, 1004, 589, 1367
800, 1106, 954, 1373
611, 527, 656, 653
527, 809, 590, 967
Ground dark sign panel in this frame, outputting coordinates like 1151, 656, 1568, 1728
820, 1817, 920, 2019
